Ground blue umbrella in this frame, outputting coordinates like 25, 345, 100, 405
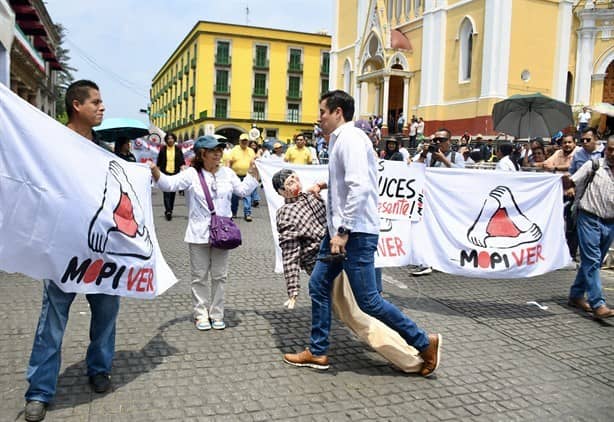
94, 118, 150, 143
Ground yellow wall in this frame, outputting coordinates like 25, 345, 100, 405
337, 0, 358, 48
507, 0, 559, 96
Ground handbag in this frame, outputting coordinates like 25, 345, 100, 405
197, 170, 242, 249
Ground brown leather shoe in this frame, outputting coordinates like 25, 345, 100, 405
420, 334, 442, 377
283, 348, 329, 370
593, 305, 614, 319
568, 297, 592, 313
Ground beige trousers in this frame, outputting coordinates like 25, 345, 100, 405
189, 243, 229, 321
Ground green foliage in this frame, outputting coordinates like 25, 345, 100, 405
53, 23, 76, 119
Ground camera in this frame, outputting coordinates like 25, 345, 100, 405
427, 144, 439, 153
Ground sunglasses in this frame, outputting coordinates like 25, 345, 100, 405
581, 138, 592, 143
432, 137, 449, 142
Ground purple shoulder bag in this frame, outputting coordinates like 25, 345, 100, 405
197, 170, 242, 250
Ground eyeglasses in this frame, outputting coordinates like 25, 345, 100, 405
581, 138, 592, 143
432, 137, 449, 142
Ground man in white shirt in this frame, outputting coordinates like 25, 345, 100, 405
577, 106, 591, 134
283, 90, 442, 377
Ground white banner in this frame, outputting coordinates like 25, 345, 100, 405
256, 159, 415, 272
419, 167, 571, 278
377, 160, 425, 221
0, 84, 177, 298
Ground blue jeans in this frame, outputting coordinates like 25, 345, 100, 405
25, 280, 120, 403
570, 211, 614, 309
308, 233, 429, 356
250, 186, 260, 203
231, 176, 252, 217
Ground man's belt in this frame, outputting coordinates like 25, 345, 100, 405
580, 209, 614, 224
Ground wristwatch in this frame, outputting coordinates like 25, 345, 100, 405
337, 226, 350, 236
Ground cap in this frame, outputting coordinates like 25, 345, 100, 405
193, 135, 224, 151
354, 119, 372, 134
273, 142, 283, 149
239, 133, 249, 141
475, 133, 483, 139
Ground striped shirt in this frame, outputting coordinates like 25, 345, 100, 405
276, 193, 327, 298
571, 158, 613, 219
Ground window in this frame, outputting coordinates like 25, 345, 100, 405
459, 18, 474, 81
253, 101, 265, 120
254, 73, 267, 96
216, 41, 230, 65
321, 52, 330, 75
321, 78, 329, 94
287, 103, 300, 123
288, 76, 301, 98
216, 69, 229, 93
266, 129, 277, 139
215, 98, 228, 118
255, 45, 268, 68
289, 48, 302, 72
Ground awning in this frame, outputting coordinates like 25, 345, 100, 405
391, 29, 412, 52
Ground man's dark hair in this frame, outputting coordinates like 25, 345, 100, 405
319, 90, 354, 122
114, 136, 130, 153
272, 169, 296, 193
65, 80, 99, 119
436, 128, 451, 139
164, 133, 176, 142
581, 127, 596, 138
499, 142, 514, 156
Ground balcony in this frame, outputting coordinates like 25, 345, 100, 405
172, 99, 176, 107
215, 54, 231, 67
286, 89, 302, 100
199, 110, 208, 119
214, 84, 230, 95
183, 92, 188, 100
288, 62, 303, 73
178, 95, 182, 104
252, 88, 268, 98
191, 58, 197, 68
178, 69, 183, 79
253, 58, 269, 69
184, 64, 188, 74
190, 86, 196, 96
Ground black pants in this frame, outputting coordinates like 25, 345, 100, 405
564, 200, 578, 260
163, 191, 176, 214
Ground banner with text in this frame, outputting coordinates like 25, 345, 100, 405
0, 84, 177, 298
418, 167, 571, 278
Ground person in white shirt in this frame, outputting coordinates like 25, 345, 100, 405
283, 90, 442, 377
577, 106, 591, 134
495, 142, 520, 171
265, 142, 285, 162
149, 136, 259, 331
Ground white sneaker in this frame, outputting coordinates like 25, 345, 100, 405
412, 266, 432, 276
195, 318, 211, 331
211, 319, 226, 330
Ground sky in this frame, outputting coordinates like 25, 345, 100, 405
45, 0, 333, 123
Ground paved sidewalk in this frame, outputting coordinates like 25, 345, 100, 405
1, 189, 613, 421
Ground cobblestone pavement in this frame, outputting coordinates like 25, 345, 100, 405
1, 189, 613, 421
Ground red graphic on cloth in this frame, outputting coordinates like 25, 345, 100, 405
486, 208, 521, 238
113, 193, 138, 237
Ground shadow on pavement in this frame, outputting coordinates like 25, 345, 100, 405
254, 306, 419, 378
49, 315, 187, 412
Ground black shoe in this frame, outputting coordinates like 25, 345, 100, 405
165, 212, 172, 221
252, 200, 259, 208
25, 400, 47, 422
89, 373, 112, 393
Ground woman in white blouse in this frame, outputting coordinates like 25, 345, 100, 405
149, 135, 259, 331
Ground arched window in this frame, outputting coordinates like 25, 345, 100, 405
343, 59, 352, 94
459, 18, 474, 81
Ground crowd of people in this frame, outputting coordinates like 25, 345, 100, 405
20, 80, 612, 422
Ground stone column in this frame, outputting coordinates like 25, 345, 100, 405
382, 76, 390, 136
573, 16, 597, 105
552, 0, 574, 101
375, 82, 381, 116
479, 0, 512, 99
354, 82, 361, 120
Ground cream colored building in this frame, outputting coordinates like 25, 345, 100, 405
331, 0, 614, 136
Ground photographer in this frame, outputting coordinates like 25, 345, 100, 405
415, 128, 465, 168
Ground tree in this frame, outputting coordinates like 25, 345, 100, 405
53, 23, 76, 121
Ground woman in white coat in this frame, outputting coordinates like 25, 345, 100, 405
149, 135, 259, 330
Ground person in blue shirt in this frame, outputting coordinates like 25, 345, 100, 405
569, 127, 604, 175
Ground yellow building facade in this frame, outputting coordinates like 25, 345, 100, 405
150, 21, 331, 143
332, 0, 614, 136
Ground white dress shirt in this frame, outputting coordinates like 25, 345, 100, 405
156, 167, 258, 244
495, 155, 518, 172
327, 121, 380, 237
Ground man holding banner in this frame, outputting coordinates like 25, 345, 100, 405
24, 81, 120, 422
283, 90, 442, 377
